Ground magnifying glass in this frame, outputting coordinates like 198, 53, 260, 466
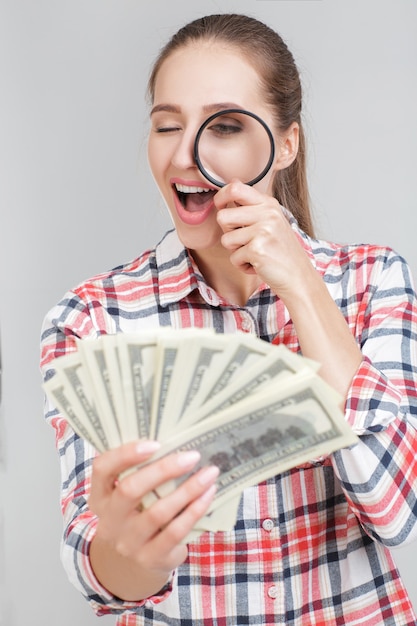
193, 109, 275, 188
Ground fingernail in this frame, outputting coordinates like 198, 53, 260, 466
176, 450, 201, 467
135, 440, 161, 455
199, 484, 217, 502
197, 465, 220, 485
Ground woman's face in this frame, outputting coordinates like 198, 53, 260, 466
148, 42, 282, 252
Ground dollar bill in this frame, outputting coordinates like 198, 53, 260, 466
183, 493, 242, 543
76, 337, 123, 447
158, 333, 230, 441
142, 371, 358, 513
149, 328, 217, 440
43, 363, 107, 452
180, 343, 310, 429
180, 332, 274, 421
43, 329, 359, 538
116, 332, 159, 440
101, 334, 131, 443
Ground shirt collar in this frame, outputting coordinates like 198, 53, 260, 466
155, 230, 203, 307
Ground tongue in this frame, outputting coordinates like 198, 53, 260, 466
184, 191, 215, 212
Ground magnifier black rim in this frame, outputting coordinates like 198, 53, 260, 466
193, 108, 276, 188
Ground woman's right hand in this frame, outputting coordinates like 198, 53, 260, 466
88, 440, 219, 601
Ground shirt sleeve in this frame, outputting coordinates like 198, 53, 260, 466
331, 249, 417, 548
40, 291, 173, 615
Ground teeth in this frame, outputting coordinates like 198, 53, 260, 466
175, 183, 211, 194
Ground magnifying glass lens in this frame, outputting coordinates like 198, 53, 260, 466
194, 109, 275, 188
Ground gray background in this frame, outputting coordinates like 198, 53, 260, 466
1, 0, 416, 623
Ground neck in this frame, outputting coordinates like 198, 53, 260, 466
190, 247, 262, 307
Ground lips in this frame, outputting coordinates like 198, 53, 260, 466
171, 179, 216, 225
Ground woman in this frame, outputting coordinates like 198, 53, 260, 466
40, 13, 417, 625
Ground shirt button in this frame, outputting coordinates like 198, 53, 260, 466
267, 585, 278, 599
262, 518, 274, 532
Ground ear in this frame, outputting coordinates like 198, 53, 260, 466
272, 122, 299, 171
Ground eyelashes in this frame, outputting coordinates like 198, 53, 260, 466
154, 126, 182, 134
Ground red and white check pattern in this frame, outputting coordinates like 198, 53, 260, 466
40, 214, 417, 625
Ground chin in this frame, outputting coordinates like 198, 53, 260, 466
175, 224, 222, 253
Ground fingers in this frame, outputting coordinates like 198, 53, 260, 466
89, 441, 220, 571
152, 484, 217, 559
90, 444, 218, 526
124, 473, 218, 568
214, 178, 261, 211
95, 456, 219, 565
89, 440, 161, 511
217, 207, 253, 234
215, 180, 282, 234
111, 450, 203, 518
214, 180, 297, 279
135, 464, 219, 544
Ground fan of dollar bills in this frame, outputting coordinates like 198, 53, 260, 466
44, 328, 358, 541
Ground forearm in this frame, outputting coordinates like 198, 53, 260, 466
282, 270, 363, 402
280, 262, 417, 545
332, 417, 417, 547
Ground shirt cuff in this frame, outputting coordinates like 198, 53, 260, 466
345, 356, 403, 435
64, 515, 173, 616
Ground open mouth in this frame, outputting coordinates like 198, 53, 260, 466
174, 183, 216, 213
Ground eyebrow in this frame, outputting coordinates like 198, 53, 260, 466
150, 102, 243, 116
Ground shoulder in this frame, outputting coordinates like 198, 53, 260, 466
292, 217, 416, 302
70, 229, 183, 298
74, 246, 155, 295
40, 230, 189, 343
310, 235, 412, 285
288, 211, 410, 281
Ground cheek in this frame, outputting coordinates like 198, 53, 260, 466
254, 170, 276, 197
147, 140, 159, 180
147, 142, 175, 211
147, 138, 170, 184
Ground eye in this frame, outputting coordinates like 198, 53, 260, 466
207, 119, 243, 138
150, 114, 183, 134
154, 125, 182, 134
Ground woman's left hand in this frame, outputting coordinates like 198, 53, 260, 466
214, 180, 363, 401
214, 180, 315, 298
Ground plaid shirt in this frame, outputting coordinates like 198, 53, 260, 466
40, 216, 417, 625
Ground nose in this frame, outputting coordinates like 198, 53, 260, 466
171, 128, 197, 171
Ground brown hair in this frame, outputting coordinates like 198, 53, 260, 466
147, 13, 314, 237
